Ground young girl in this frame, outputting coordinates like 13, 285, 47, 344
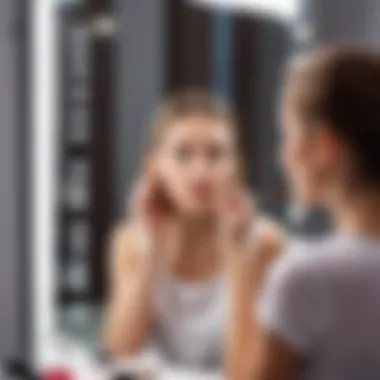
102, 91, 283, 376
252, 48, 380, 380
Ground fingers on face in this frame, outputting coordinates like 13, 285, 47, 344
220, 186, 254, 222
134, 172, 173, 219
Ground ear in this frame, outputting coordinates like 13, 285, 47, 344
315, 125, 344, 166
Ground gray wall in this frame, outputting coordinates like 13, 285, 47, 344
254, 19, 291, 216
0, 0, 22, 361
115, 0, 165, 216
308, 0, 380, 47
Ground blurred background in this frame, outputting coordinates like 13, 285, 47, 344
2, 0, 380, 377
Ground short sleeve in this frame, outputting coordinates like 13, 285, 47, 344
258, 246, 329, 353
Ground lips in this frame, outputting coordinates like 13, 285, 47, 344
190, 183, 215, 202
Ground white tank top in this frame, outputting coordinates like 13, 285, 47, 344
152, 272, 228, 369
149, 217, 264, 369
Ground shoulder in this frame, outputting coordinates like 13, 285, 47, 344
260, 237, 337, 312
265, 238, 333, 295
258, 239, 334, 352
110, 221, 138, 250
108, 221, 142, 269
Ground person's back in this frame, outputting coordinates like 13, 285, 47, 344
318, 236, 380, 380
262, 235, 380, 380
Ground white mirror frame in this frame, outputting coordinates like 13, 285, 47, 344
32, 0, 59, 371
189, 0, 301, 22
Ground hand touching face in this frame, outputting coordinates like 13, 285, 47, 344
218, 187, 255, 251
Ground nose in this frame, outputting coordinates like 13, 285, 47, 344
188, 156, 212, 178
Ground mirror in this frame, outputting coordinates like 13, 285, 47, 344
32, 0, 328, 378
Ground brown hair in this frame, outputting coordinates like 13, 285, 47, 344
286, 46, 380, 186
146, 89, 245, 180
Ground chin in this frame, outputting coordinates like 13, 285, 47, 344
183, 203, 217, 218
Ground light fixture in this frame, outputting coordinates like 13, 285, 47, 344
189, 0, 300, 22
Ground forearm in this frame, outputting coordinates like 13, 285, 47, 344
225, 252, 258, 380
103, 270, 155, 358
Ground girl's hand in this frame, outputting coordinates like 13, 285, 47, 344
129, 174, 174, 263
219, 187, 256, 255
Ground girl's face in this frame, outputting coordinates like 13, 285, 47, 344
152, 114, 239, 217
280, 100, 343, 206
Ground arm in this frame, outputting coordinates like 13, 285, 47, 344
102, 224, 155, 358
225, 221, 285, 380
251, 330, 305, 380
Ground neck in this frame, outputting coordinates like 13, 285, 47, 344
170, 213, 220, 277
329, 186, 380, 239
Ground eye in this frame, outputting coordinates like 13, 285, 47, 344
172, 145, 192, 162
207, 144, 229, 162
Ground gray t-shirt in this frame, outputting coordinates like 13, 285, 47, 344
259, 235, 380, 380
